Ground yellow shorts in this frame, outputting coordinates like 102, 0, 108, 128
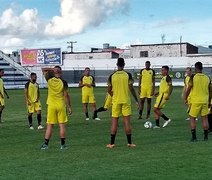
188, 103, 209, 117
140, 87, 153, 98
112, 103, 131, 117
154, 93, 167, 109
82, 93, 96, 104
47, 104, 68, 124
27, 101, 41, 113
0, 97, 5, 106
103, 94, 112, 109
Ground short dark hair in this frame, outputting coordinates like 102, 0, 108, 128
30, 72, 36, 76
0, 68, 4, 72
162, 65, 169, 71
54, 65, 62, 70
195, 61, 203, 71
85, 67, 90, 70
117, 58, 125, 67
145, 61, 150, 64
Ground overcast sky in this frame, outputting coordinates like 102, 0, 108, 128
0, 0, 212, 53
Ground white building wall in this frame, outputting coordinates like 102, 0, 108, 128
64, 52, 113, 60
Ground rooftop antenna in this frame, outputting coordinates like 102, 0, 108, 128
67, 41, 77, 53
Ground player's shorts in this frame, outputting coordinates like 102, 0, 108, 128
47, 104, 68, 124
103, 94, 112, 109
27, 101, 41, 113
82, 92, 96, 103
140, 87, 153, 98
188, 103, 209, 117
0, 97, 5, 106
154, 93, 167, 109
112, 103, 131, 117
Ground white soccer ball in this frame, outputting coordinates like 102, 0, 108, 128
144, 121, 153, 129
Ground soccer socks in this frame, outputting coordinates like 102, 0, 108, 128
204, 130, 208, 140
28, 114, 33, 126
44, 139, 49, 145
191, 129, 197, 140
126, 134, 132, 144
155, 119, 160, 127
61, 138, 65, 145
85, 112, 89, 118
37, 114, 41, 125
110, 134, 116, 145
161, 114, 169, 121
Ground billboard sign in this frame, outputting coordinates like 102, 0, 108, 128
20, 48, 62, 66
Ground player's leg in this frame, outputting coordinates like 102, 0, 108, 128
208, 113, 212, 132
59, 123, 67, 149
28, 113, 33, 129
138, 98, 145, 119
153, 107, 161, 128
0, 99, 5, 123
201, 104, 209, 140
35, 102, 43, 129
83, 103, 89, 120
146, 98, 152, 120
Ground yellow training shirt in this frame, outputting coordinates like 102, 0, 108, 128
25, 81, 39, 103
140, 69, 155, 88
159, 75, 172, 94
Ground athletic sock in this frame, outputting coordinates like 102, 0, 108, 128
204, 130, 208, 140
37, 114, 41, 125
28, 114, 33, 126
161, 114, 169, 120
126, 134, 132, 144
85, 112, 89, 118
155, 119, 160, 126
191, 129, 197, 140
61, 138, 65, 145
139, 110, 143, 116
44, 139, 49, 145
110, 134, 116, 145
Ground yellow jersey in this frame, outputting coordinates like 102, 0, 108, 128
140, 68, 155, 88
189, 73, 210, 104
108, 70, 134, 104
25, 81, 39, 103
0, 78, 4, 98
159, 75, 172, 94
80, 75, 95, 94
47, 77, 68, 106
184, 75, 190, 88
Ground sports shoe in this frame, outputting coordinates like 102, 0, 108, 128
38, 125, 44, 130
60, 144, 68, 150
195, 118, 198, 121
85, 118, 90, 121
153, 125, 160, 129
106, 144, 115, 148
185, 117, 190, 121
94, 117, 101, 121
40, 143, 48, 150
29, 126, 34, 130
162, 119, 171, 128
127, 143, 136, 148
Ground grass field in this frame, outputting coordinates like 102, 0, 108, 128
0, 87, 212, 180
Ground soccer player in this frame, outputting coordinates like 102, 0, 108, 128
106, 58, 139, 148
24, 73, 44, 130
40, 66, 72, 150
93, 92, 112, 119
0, 68, 9, 124
138, 61, 155, 120
153, 66, 173, 128
185, 62, 211, 141
79, 67, 100, 121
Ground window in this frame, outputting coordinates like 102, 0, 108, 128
140, 51, 148, 57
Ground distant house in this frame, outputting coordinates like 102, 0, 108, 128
130, 42, 198, 58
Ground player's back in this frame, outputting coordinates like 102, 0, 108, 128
110, 70, 131, 104
190, 73, 210, 103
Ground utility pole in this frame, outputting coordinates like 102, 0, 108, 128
67, 41, 77, 53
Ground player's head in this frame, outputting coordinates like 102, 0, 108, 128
84, 67, 90, 76
0, 69, 4, 77
145, 61, 151, 69
30, 72, 37, 82
116, 58, 125, 69
53, 66, 62, 77
161, 65, 169, 76
194, 61, 203, 73
185, 67, 192, 77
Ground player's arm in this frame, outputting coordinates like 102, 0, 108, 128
138, 70, 142, 95
3, 87, 9, 99
185, 74, 194, 103
152, 69, 156, 95
36, 84, 40, 102
128, 73, 139, 107
42, 68, 53, 81
63, 81, 72, 115
208, 79, 212, 109
107, 75, 113, 96
166, 75, 173, 100
91, 76, 96, 87
79, 76, 85, 88
182, 77, 187, 99
24, 82, 30, 105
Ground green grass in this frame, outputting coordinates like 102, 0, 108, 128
0, 87, 212, 180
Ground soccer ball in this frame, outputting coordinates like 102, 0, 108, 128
144, 121, 153, 129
